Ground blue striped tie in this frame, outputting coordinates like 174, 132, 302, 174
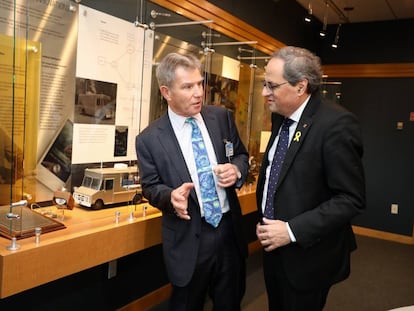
186, 117, 222, 227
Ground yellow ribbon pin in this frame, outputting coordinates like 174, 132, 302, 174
293, 131, 301, 142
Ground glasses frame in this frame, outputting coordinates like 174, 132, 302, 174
262, 80, 289, 92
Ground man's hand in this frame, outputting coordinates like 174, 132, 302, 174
213, 163, 240, 188
170, 182, 194, 220
256, 218, 291, 251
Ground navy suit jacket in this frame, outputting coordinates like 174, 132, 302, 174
136, 105, 249, 287
256, 93, 365, 291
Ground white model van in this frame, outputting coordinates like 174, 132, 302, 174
73, 165, 142, 210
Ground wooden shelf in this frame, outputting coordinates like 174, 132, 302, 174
0, 203, 162, 298
0, 190, 257, 299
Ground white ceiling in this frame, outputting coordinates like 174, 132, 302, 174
296, 0, 414, 24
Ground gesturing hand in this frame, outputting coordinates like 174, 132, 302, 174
170, 182, 194, 220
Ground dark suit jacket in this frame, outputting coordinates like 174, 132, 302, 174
136, 105, 249, 287
256, 93, 365, 291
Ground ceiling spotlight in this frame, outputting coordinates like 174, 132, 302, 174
319, 1, 329, 37
304, 0, 313, 23
331, 23, 342, 48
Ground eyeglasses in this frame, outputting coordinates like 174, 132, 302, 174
262, 80, 288, 92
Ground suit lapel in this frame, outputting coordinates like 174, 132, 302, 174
201, 109, 227, 163
278, 116, 312, 184
156, 114, 198, 203
276, 95, 320, 191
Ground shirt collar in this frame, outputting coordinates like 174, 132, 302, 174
168, 106, 202, 129
289, 95, 310, 123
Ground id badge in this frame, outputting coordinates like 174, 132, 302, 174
225, 141, 234, 159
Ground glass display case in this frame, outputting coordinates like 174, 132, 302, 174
0, 0, 75, 242
147, 6, 272, 186
1, 0, 270, 241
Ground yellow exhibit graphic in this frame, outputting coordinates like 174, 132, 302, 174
0, 34, 41, 205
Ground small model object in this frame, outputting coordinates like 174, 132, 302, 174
73, 164, 143, 210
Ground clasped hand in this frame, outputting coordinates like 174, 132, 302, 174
256, 218, 291, 251
213, 163, 239, 188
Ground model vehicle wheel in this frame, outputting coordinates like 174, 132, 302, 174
132, 193, 143, 204
92, 199, 104, 210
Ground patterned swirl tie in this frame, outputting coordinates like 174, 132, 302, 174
186, 117, 222, 227
263, 118, 294, 219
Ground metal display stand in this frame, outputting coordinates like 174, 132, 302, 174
1, 201, 66, 244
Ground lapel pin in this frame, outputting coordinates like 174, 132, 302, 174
293, 131, 301, 142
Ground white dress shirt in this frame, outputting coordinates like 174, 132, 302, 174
261, 95, 310, 241
168, 107, 229, 216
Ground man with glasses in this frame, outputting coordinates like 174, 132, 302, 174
256, 46, 365, 311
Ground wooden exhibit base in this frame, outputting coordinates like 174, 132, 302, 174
0, 203, 162, 298
0, 186, 257, 300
